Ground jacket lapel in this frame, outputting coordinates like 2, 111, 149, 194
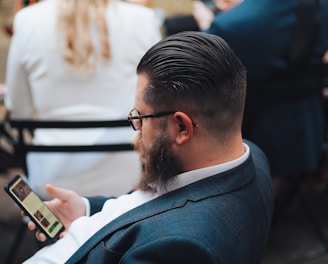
67, 151, 256, 263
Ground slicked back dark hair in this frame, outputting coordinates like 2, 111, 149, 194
136, 31, 247, 136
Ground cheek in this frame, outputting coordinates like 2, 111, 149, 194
140, 126, 156, 149
133, 130, 152, 158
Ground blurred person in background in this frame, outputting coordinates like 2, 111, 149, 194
193, 0, 328, 200
163, 0, 242, 37
192, 0, 242, 30
5, 0, 161, 198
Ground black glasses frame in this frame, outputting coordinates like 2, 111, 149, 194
128, 109, 176, 131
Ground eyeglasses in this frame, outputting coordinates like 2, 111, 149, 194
128, 108, 176, 131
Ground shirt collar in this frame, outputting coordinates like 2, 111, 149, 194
155, 143, 250, 195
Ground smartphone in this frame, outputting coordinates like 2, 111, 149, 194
4, 175, 65, 241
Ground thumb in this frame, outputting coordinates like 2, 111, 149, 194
45, 184, 74, 201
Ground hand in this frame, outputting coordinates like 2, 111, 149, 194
192, 0, 215, 30
323, 50, 328, 64
26, 184, 86, 242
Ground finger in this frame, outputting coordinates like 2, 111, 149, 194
45, 184, 74, 201
35, 231, 47, 242
27, 221, 36, 231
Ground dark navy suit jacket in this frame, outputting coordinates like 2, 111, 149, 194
66, 141, 273, 264
205, 0, 328, 174
206, 0, 328, 80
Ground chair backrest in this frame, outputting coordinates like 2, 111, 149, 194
9, 119, 135, 176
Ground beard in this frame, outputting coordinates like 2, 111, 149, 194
133, 131, 184, 193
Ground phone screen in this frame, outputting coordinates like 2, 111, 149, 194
4, 175, 64, 240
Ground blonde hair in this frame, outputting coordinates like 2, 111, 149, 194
57, 0, 111, 74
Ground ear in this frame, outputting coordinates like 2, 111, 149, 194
172, 112, 195, 145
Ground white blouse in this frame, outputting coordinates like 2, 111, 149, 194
5, 0, 162, 198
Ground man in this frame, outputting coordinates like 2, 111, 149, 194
24, 31, 273, 263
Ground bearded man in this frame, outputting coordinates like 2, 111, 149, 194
23, 31, 273, 264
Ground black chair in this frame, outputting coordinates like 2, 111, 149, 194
5, 117, 136, 264
9, 119, 134, 176
0, 108, 20, 171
